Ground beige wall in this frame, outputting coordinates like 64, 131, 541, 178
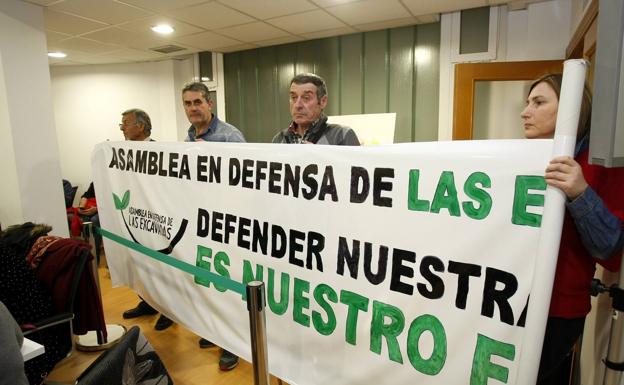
50, 57, 195, 196
0, 0, 67, 235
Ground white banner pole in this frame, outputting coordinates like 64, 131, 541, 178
516, 59, 587, 385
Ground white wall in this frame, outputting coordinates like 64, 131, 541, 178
172, 55, 196, 140
503, 0, 571, 61
0, 0, 68, 235
0, 53, 23, 227
51, 58, 195, 196
438, 0, 572, 140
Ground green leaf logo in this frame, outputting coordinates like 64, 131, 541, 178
121, 190, 130, 209
113, 190, 130, 210
113, 193, 122, 209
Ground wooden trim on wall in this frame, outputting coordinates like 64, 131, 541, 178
566, 0, 598, 59
452, 60, 564, 140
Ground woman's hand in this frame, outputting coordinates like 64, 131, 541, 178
544, 156, 588, 200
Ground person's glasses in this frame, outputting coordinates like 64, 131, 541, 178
119, 121, 136, 128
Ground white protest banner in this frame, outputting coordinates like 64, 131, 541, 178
92, 139, 555, 385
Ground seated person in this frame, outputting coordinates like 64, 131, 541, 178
78, 182, 103, 261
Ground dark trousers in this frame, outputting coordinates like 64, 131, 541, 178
537, 316, 585, 385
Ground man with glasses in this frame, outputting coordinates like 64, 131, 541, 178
182, 82, 244, 371
119, 108, 152, 141
119, 108, 175, 332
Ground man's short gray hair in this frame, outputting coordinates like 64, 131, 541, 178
122, 108, 152, 134
290, 73, 327, 101
182, 82, 211, 102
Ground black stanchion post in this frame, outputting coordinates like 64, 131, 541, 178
603, 253, 624, 385
247, 281, 270, 385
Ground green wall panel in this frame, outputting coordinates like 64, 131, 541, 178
414, 23, 440, 142
223, 52, 242, 131
315, 37, 340, 116
256, 46, 278, 142
340, 33, 363, 115
239, 49, 260, 142
296, 40, 318, 75
388, 26, 415, 143
276, 44, 297, 134
223, 22, 440, 144
363, 30, 388, 113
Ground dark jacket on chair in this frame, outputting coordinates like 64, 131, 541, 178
36, 238, 107, 338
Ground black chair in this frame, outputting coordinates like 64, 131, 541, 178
62, 180, 78, 209
76, 326, 173, 385
69, 186, 78, 208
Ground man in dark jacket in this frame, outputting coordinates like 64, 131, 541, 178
272, 73, 360, 145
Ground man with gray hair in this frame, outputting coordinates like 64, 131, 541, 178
182, 82, 245, 142
272, 73, 360, 145
119, 108, 152, 141
120, 108, 174, 331
182, 82, 244, 371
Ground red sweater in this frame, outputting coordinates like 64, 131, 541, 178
550, 149, 624, 317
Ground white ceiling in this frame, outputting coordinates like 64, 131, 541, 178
21, 0, 543, 66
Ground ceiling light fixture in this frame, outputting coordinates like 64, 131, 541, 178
48, 51, 67, 58
151, 24, 175, 34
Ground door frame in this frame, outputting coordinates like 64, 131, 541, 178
452, 60, 564, 140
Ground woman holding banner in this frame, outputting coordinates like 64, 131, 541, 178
521, 74, 624, 384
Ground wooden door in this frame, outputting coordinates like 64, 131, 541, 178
453, 0, 598, 141
452, 60, 564, 140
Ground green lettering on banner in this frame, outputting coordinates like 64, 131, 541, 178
512, 175, 546, 227
268, 268, 289, 315
242, 260, 264, 286
312, 284, 338, 336
293, 278, 311, 327
407, 169, 430, 211
462, 172, 492, 220
340, 290, 370, 345
213, 251, 231, 292
431, 171, 460, 216
406, 314, 447, 375
370, 300, 405, 364
195, 245, 213, 288
470, 334, 515, 385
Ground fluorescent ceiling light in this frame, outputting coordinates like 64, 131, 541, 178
48, 51, 67, 58
151, 24, 175, 34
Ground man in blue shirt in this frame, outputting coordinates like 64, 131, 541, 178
182, 82, 244, 371
183, 82, 245, 143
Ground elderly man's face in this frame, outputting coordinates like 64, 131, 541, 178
289, 82, 327, 128
120, 112, 145, 141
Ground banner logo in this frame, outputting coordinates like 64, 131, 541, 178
112, 190, 188, 255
